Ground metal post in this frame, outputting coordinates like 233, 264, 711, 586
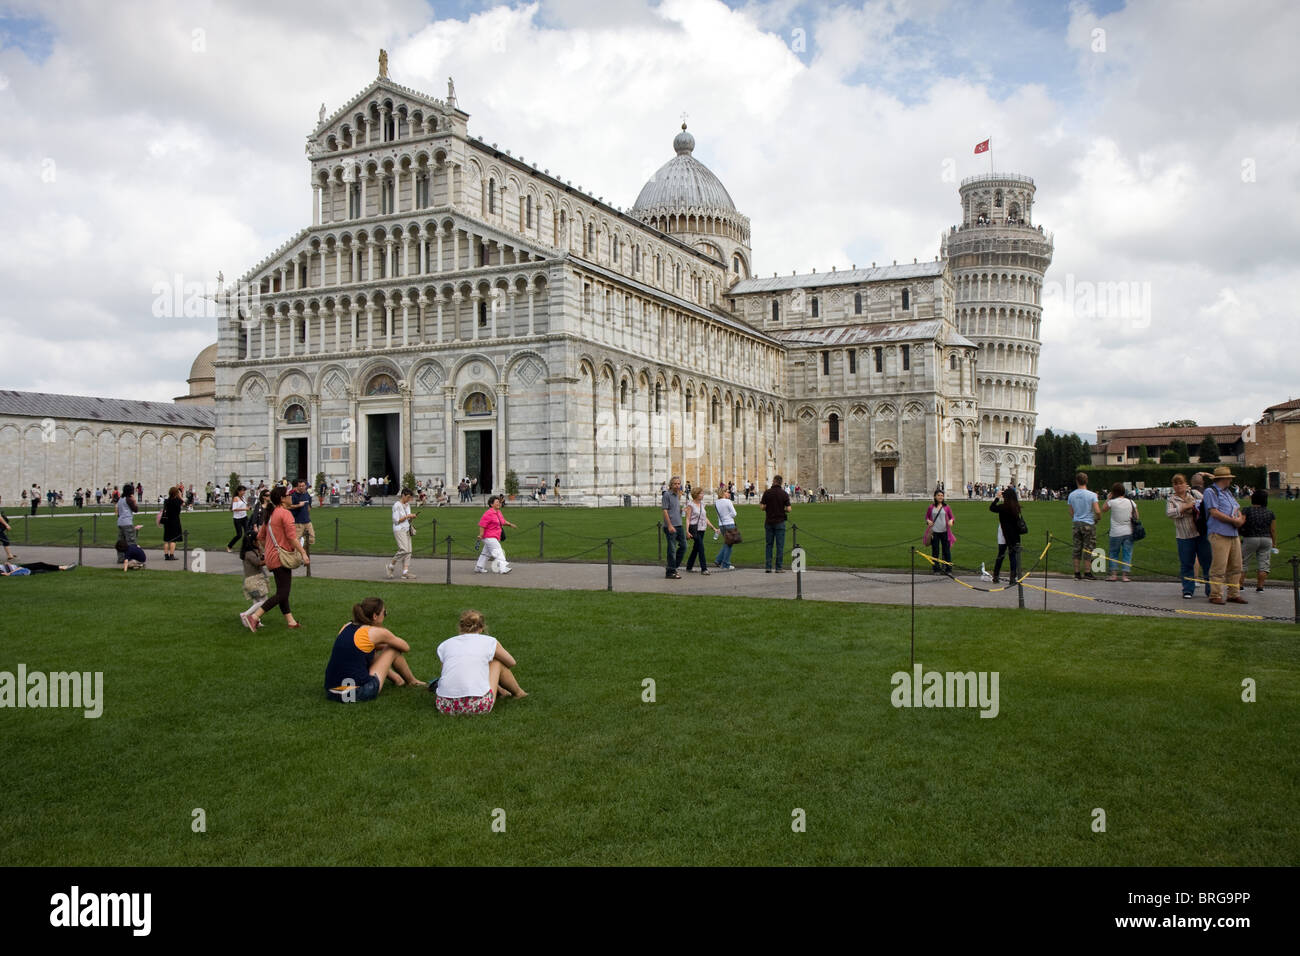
606, 538, 613, 592
792, 522, 798, 551
539, 520, 545, 559
78, 527, 83, 566
656, 523, 662, 563
1018, 579, 1025, 609
93, 513, 98, 544
431, 519, 437, 556
910, 546, 915, 666
445, 535, 453, 585
1044, 530, 1050, 611
1291, 555, 1299, 625
183, 530, 190, 571
24, 515, 28, 543
796, 560, 802, 600
334, 517, 339, 553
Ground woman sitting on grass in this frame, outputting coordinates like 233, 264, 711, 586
433, 609, 527, 715
325, 597, 425, 702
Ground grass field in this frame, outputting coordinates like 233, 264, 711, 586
9, 497, 1299, 578
1, 570, 1296, 866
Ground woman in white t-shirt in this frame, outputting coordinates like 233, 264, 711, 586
226, 484, 249, 551
713, 489, 739, 570
434, 609, 527, 715
1101, 482, 1139, 582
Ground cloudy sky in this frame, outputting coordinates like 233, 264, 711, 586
0, 0, 1295, 438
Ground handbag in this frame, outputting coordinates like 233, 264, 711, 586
724, 528, 742, 545
1130, 502, 1146, 542
1016, 513, 1029, 536
266, 518, 303, 569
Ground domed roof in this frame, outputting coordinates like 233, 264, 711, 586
189, 343, 217, 383
632, 124, 736, 214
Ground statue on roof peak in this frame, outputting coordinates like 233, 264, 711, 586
379, 49, 389, 78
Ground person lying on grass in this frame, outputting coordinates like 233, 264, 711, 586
432, 609, 527, 715
325, 597, 425, 703
1, 561, 77, 576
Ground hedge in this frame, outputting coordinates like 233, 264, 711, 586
1081, 464, 1266, 489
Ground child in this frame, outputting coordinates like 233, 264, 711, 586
240, 532, 268, 628
433, 609, 527, 715
114, 538, 147, 570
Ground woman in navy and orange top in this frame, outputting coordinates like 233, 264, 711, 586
325, 597, 423, 702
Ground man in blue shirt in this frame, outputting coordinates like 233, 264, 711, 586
1203, 466, 1246, 605
1066, 472, 1101, 580
289, 479, 315, 555
661, 476, 685, 579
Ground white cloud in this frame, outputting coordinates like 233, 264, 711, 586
0, 0, 1293, 437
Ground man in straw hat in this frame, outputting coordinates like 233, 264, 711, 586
1203, 465, 1247, 605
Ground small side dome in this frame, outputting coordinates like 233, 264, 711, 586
673, 123, 695, 155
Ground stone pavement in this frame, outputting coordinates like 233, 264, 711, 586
13, 543, 1297, 624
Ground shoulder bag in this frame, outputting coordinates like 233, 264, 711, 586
1130, 501, 1146, 542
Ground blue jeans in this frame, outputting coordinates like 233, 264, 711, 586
1193, 534, 1212, 595
1176, 537, 1202, 596
664, 525, 686, 574
1108, 534, 1134, 574
765, 522, 786, 570
715, 525, 735, 566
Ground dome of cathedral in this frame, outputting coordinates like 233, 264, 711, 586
632, 125, 736, 214
189, 343, 218, 384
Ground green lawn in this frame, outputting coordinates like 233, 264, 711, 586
1, 570, 1296, 865
9, 497, 1299, 578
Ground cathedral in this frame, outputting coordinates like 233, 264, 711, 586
214, 60, 1052, 497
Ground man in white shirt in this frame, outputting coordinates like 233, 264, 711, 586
387, 488, 418, 580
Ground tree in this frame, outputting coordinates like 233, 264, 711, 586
228, 471, 241, 495
1167, 438, 1190, 462
1135, 445, 1149, 462
1034, 429, 1058, 488
1197, 435, 1221, 463
504, 470, 520, 497
1158, 419, 1198, 428
1033, 429, 1091, 489
1160, 450, 1179, 463
402, 470, 418, 494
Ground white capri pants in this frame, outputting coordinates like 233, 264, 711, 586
476, 536, 510, 573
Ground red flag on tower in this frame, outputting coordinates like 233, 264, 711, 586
974, 139, 990, 154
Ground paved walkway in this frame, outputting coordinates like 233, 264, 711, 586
14, 543, 1297, 623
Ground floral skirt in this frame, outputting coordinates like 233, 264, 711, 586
435, 690, 495, 715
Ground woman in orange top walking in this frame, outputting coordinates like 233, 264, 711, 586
244, 486, 310, 631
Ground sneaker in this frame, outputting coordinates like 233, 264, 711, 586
402, 572, 416, 580
474, 568, 489, 574
240, 611, 258, 633
700, 568, 710, 575
501, 568, 512, 574
1074, 572, 1082, 580
1182, 594, 1193, 599
765, 569, 772, 573
1256, 586, 1264, 592
64, 563, 78, 571
385, 563, 394, 580
774, 568, 785, 573
1083, 572, 1097, 580
727, 565, 737, 571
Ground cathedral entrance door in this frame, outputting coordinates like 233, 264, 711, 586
881, 465, 896, 494
465, 430, 493, 495
284, 438, 308, 483
366, 413, 401, 494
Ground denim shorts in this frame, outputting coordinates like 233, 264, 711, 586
327, 673, 380, 703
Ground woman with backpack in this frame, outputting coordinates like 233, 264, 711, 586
989, 485, 1024, 585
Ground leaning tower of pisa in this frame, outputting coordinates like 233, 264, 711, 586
941, 173, 1054, 488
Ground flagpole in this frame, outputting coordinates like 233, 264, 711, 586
988, 137, 993, 175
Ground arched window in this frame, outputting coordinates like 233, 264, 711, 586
811, 296, 819, 318
685, 392, 693, 413
478, 300, 488, 327
994, 189, 1003, 208
674, 263, 681, 289
525, 194, 533, 229
654, 383, 663, 413
771, 300, 779, 322
586, 223, 595, 253
465, 391, 491, 416
854, 292, 862, 315
365, 374, 398, 396
732, 254, 741, 274
829, 413, 840, 444
950, 354, 959, 370
710, 397, 719, 425
902, 288, 911, 310
284, 403, 307, 424
488, 179, 496, 214
620, 380, 628, 406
